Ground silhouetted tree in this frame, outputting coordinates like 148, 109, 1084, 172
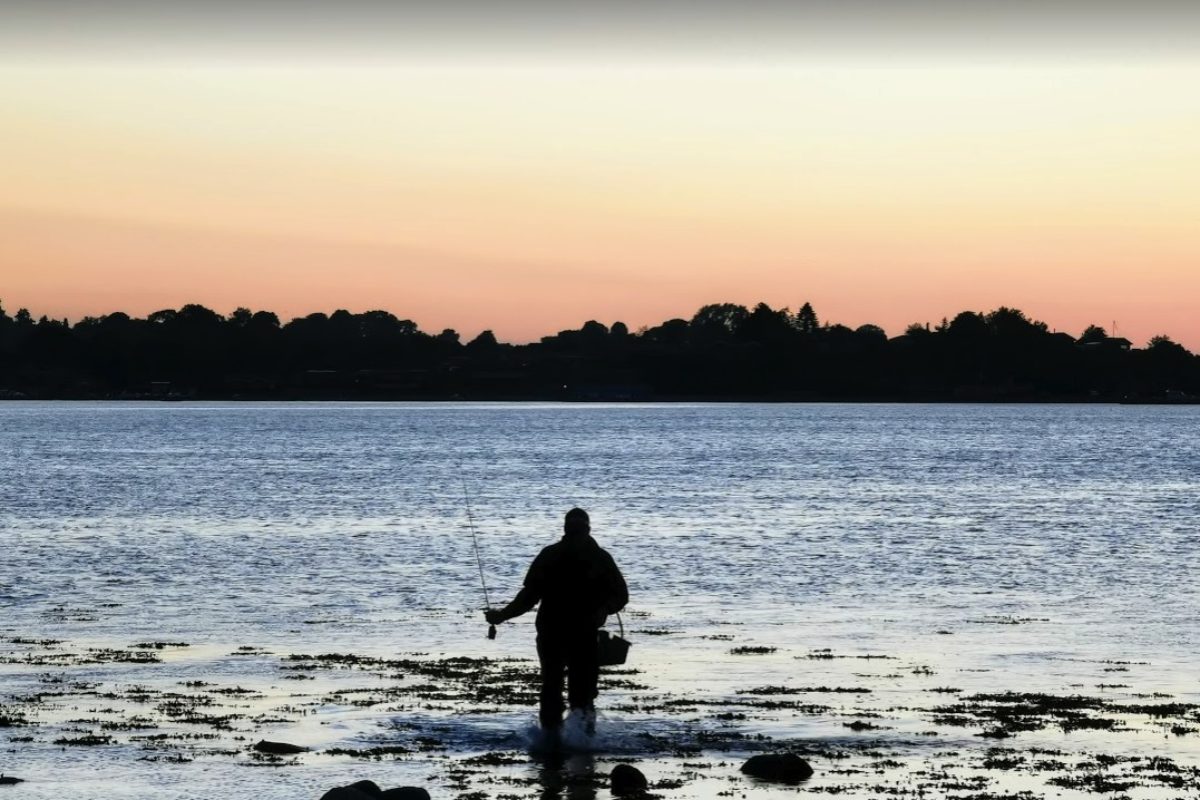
580, 320, 609, 340
642, 318, 689, 345
1139, 335, 1196, 394
855, 324, 887, 345
821, 324, 857, 350
987, 306, 1046, 337
794, 302, 820, 335
467, 330, 499, 352
947, 311, 988, 340
177, 304, 223, 326
740, 303, 793, 345
0, 301, 1196, 401
250, 310, 280, 330
691, 303, 749, 339
0, 301, 12, 358
1149, 335, 1184, 352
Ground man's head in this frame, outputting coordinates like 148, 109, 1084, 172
564, 507, 590, 536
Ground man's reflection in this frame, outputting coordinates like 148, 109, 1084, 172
536, 751, 598, 800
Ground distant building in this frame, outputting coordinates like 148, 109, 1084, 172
1079, 337, 1131, 352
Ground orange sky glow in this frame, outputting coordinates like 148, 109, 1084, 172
2, 52, 1198, 347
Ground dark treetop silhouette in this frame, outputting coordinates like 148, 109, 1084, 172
0, 299, 1196, 401
485, 508, 628, 741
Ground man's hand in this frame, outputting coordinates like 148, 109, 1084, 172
484, 608, 505, 626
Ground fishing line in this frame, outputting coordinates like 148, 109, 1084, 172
460, 466, 496, 639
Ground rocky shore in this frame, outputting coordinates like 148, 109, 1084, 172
2, 634, 1199, 798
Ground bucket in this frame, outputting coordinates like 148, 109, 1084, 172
597, 612, 631, 666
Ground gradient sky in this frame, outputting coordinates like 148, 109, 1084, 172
2, 2, 1198, 346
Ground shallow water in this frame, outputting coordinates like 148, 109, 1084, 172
1, 402, 1198, 799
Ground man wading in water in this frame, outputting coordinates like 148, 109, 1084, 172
485, 508, 628, 744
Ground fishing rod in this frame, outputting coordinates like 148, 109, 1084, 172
461, 470, 496, 640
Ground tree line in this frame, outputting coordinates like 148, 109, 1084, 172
0, 299, 1196, 401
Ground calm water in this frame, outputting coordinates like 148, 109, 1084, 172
1, 402, 1198, 798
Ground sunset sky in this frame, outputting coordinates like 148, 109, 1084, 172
2, 2, 1198, 347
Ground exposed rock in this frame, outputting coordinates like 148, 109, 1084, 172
319, 789, 376, 800
253, 739, 309, 755
320, 782, 381, 800
740, 753, 814, 783
380, 789, 431, 800
611, 763, 649, 795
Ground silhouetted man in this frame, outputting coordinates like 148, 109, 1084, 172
485, 508, 628, 741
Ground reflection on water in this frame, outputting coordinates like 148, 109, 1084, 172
1, 402, 1199, 798
536, 753, 599, 800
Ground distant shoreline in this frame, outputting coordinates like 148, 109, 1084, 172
2, 301, 1197, 405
